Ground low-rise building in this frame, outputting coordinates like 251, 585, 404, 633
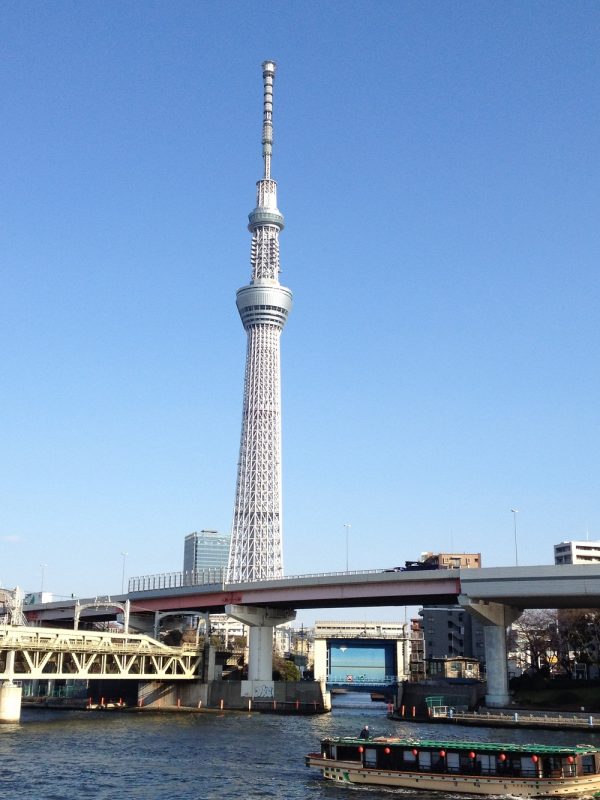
427, 655, 481, 680
420, 551, 481, 569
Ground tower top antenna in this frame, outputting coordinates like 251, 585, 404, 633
261, 60, 276, 179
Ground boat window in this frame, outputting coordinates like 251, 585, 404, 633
582, 755, 595, 774
329, 745, 337, 760
546, 755, 574, 777
446, 752, 459, 773
521, 757, 538, 777
476, 754, 493, 774
419, 751, 431, 770
403, 750, 417, 763
336, 745, 361, 761
364, 748, 377, 767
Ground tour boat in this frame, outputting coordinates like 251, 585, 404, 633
305, 736, 600, 796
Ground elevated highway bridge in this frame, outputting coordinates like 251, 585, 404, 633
23, 563, 600, 624
12, 563, 600, 715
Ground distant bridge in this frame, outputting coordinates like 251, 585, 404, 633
0, 625, 203, 682
327, 675, 398, 691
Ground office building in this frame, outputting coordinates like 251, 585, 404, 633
183, 530, 230, 575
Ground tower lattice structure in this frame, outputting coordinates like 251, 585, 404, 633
227, 61, 292, 583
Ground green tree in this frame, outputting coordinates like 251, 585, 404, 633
272, 654, 300, 681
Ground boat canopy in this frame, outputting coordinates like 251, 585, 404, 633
325, 737, 598, 756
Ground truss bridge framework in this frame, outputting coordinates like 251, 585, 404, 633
0, 625, 203, 681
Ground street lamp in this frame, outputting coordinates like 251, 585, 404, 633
511, 509, 519, 566
343, 523, 351, 572
120, 552, 128, 594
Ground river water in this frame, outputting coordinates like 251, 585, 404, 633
2, 694, 599, 800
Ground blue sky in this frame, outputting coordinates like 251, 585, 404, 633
2, 2, 599, 619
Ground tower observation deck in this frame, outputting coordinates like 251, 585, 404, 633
227, 61, 292, 583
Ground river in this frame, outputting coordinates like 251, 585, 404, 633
1, 693, 599, 800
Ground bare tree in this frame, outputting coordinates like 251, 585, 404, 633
512, 610, 560, 674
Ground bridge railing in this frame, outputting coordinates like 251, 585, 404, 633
127, 567, 393, 593
328, 675, 398, 685
128, 568, 227, 592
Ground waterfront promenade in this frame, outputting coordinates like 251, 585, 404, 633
406, 706, 600, 731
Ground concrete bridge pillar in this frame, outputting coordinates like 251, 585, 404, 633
312, 639, 327, 684
459, 597, 522, 708
0, 651, 22, 723
225, 604, 295, 688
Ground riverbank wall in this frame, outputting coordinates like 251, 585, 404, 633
396, 679, 486, 720
138, 679, 330, 713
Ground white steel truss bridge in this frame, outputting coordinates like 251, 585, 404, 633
0, 625, 203, 682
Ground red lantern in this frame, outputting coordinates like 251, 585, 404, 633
412, 748, 419, 756
531, 755, 539, 764
439, 750, 446, 757
384, 747, 391, 755
358, 746, 364, 753
499, 753, 507, 762
567, 756, 575, 764
469, 752, 476, 760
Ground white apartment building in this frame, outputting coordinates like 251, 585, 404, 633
554, 540, 600, 565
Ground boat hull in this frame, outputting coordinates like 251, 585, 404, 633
306, 755, 600, 797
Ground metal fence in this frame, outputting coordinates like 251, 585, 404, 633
128, 569, 226, 592
128, 567, 391, 593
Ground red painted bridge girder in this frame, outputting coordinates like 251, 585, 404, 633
128, 572, 462, 615
24, 571, 462, 625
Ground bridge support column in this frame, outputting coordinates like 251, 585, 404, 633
225, 605, 295, 690
459, 597, 522, 708
0, 652, 21, 723
312, 639, 327, 684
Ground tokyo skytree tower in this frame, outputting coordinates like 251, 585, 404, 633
227, 61, 292, 583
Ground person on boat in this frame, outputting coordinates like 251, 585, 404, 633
359, 725, 370, 740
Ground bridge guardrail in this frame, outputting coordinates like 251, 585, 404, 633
328, 675, 398, 685
127, 567, 410, 593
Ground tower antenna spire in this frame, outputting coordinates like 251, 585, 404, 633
261, 60, 276, 179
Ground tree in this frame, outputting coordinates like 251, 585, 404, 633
512, 609, 600, 679
558, 609, 600, 677
272, 654, 300, 681
512, 610, 559, 674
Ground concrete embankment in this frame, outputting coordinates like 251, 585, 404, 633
138, 679, 329, 713
23, 680, 330, 716
426, 709, 600, 731
390, 707, 600, 731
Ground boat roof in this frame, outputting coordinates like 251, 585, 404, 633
324, 737, 599, 755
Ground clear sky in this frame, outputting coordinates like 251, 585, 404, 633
2, 2, 599, 625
